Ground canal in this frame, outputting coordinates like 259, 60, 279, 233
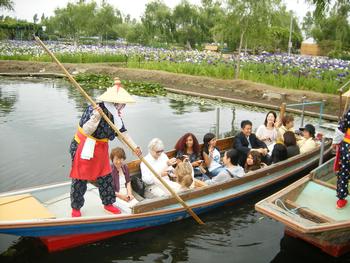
0, 77, 347, 262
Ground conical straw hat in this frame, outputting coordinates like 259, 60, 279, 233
97, 77, 136, 104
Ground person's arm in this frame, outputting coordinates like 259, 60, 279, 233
255, 125, 265, 141
234, 167, 245, 178
121, 132, 142, 156
203, 151, 211, 167
140, 162, 154, 185
205, 173, 229, 185
254, 134, 268, 149
333, 128, 344, 145
126, 182, 134, 200
82, 107, 101, 135
115, 191, 129, 201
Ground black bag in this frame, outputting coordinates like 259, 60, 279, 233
131, 174, 146, 198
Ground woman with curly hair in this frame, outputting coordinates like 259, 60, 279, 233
174, 133, 204, 178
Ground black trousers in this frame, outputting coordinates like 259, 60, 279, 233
70, 174, 116, 210
337, 142, 349, 200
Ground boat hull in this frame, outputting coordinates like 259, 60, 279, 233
0, 138, 333, 252
285, 228, 350, 257
35, 171, 315, 252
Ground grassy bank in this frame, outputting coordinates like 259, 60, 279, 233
1, 53, 348, 94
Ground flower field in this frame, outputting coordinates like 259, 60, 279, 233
1, 40, 349, 94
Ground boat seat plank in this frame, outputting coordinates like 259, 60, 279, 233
284, 199, 335, 223
0, 194, 56, 221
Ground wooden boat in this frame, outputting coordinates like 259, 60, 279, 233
255, 157, 350, 257
0, 137, 332, 252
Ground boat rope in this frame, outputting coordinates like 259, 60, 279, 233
274, 199, 307, 215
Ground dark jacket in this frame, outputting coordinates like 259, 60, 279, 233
286, 145, 300, 158
234, 132, 267, 166
234, 132, 267, 153
111, 164, 131, 193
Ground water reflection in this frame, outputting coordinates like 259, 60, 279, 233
168, 99, 195, 115
0, 87, 17, 117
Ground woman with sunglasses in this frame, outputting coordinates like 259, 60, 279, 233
141, 138, 178, 198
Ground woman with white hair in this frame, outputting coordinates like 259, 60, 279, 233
141, 138, 179, 198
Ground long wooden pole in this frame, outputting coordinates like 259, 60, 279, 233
34, 36, 204, 225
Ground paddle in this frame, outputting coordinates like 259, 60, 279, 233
34, 36, 204, 225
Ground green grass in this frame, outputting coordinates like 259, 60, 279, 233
0, 53, 128, 63
1, 53, 348, 94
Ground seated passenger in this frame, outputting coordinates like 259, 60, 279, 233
173, 161, 194, 192
297, 124, 318, 154
277, 115, 295, 142
283, 131, 300, 158
256, 111, 278, 147
174, 133, 205, 179
235, 120, 268, 167
205, 149, 245, 185
244, 151, 267, 173
270, 143, 288, 164
202, 133, 222, 177
110, 147, 138, 209
140, 138, 178, 198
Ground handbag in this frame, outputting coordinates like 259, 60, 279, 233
130, 174, 146, 198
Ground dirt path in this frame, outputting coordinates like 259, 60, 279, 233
0, 60, 342, 119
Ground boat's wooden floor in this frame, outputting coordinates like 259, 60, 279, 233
43, 184, 131, 218
294, 181, 350, 221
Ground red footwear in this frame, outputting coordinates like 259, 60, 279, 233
336, 199, 348, 209
71, 209, 81, 217
104, 205, 121, 214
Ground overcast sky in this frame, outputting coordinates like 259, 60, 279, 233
2, 0, 313, 23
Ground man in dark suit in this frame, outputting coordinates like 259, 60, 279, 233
234, 120, 269, 166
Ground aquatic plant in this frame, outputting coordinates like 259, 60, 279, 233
74, 73, 167, 97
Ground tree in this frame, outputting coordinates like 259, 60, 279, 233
310, 0, 350, 54
302, 11, 314, 38
40, 13, 46, 24
225, 0, 282, 78
33, 13, 38, 24
93, 1, 122, 41
0, 0, 14, 10
307, 0, 331, 18
197, 0, 224, 44
50, 1, 97, 43
173, 0, 201, 47
141, 0, 174, 44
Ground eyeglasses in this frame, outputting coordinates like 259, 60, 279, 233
155, 150, 164, 154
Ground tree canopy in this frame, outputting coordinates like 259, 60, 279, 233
0, 0, 349, 59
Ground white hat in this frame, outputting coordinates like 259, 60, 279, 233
97, 77, 136, 104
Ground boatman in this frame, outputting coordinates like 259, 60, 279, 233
69, 77, 141, 217
333, 108, 350, 209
